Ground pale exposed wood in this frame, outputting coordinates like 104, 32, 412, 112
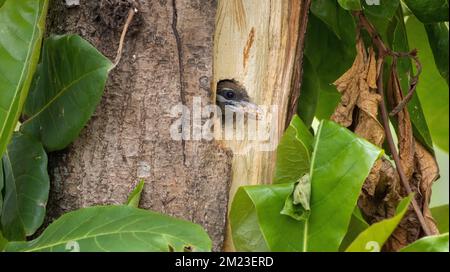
214, 0, 307, 250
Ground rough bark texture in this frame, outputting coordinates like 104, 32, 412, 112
46, 0, 232, 251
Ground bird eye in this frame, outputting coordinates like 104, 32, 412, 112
226, 91, 235, 99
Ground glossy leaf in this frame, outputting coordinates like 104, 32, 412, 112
230, 121, 382, 252
304, 13, 355, 121
0, 155, 3, 218
425, 23, 449, 85
392, 8, 434, 151
400, 233, 449, 252
21, 35, 113, 151
431, 205, 449, 233
338, 0, 362, 11
339, 208, 370, 251
5, 206, 212, 252
363, 0, 400, 41
1, 132, 49, 241
273, 115, 313, 184
403, 0, 449, 23
345, 195, 413, 252
0, 231, 7, 251
126, 180, 145, 208
406, 16, 449, 152
297, 57, 319, 128
0, 0, 48, 157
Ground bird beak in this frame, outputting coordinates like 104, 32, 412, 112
225, 100, 264, 120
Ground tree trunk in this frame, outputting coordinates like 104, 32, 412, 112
46, 0, 232, 251
214, 0, 309, 250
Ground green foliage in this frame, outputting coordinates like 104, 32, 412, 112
425, 23, 449, 85
21, 35, 113, 152
345, 195, 413, 252
339, 208, 370, 251
0, 231, 7, 251
403, 0, 449, 23
406, 16, 449, 152
0, 0, 48, 157
230, 119, 382, 252
5, 206, 212, 252
431, 205, 449, 233
1, 133, 49, 241
273, 116, 313, 184
400, 233, 449, 252
337, 0, 362, 11
126, 180, 145, 208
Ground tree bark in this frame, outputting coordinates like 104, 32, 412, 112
213, 0, 309, 250
46, 0, 232, 251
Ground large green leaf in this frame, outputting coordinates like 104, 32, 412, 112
304, 13, 355, 121
364, 0, 400, 41
1, 132, 49, 241
0, 154, 3, 218
400, 233, 449, 252
403, 0, 449, 23
230, 121, 382, 252
0, 0, 5, 8
431, 205, 449, 233
273, 115, 313, 184
5, 206, 212, 252
338, 0, 362, 11
406, 16, 449, 152
21, 35, 113, 151
0, 231, 7, 251
391, 8, 434, 151
339, 208, 370, 251
345, 195, 413, 252
0, 0, 48, 157
425, 23, 449, 85
297, 57, 319, 128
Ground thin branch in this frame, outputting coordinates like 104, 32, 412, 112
112, 3, 138, 69
356, 11, 432, 237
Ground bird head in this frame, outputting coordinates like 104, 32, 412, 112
216, 80, 262, 120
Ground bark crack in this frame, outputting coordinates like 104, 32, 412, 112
171, 0, 187, 166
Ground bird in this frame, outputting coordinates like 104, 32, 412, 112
216, 80, 262, 120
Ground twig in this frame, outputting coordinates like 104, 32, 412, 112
356, 11, 432, 236
112, 4, 138, 69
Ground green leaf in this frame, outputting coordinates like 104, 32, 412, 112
0, 0, 5, 8
338, 0, 362, 11
406, 16, 449, 152
339, 208, 370, 251
400, 233, 449, 252
5, 206, 212, 252
230, 121, 383, 252
392, 8, 434, 151
126, 180, 145, 208
0, 0, 49, 157
345, 195, 413, 252
298, 57, 319, 128
304, 13, 355, 121
0, 231, 7, 251
403, 0, 449, 23
273, 115, 313, 184
1, 132, 49, 241
21, 35, 113, 152
431, 205, 449, 233
425, 23, 449, 85
281, 174, 311, 221
230, 184, 292, 252
364, 0, 400, 41
0, 154, 3, 218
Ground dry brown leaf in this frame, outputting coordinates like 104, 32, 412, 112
415, 141, 440, 235
390, 68, 415, 180
331, 39, 368, 127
